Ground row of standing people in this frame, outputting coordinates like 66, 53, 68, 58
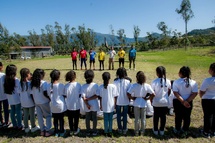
0, 62, 215, 138
71, 45, 137, 71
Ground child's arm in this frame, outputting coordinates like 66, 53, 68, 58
43, 91, 51, 101
83, 97, 91, 109
30, 94, 35, 104
186, 92, 198, 102
114, 97, 117, 108
199, 90, 205, 98
99, 97, 102, 110
127, 92, 135, 100
86, 94, 98, 101
173, 91, 190, 108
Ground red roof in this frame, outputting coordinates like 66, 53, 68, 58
21, 46, 52, 49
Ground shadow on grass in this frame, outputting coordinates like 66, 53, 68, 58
0, 126, 206, 140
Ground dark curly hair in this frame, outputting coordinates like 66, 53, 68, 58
20, 68, 30, 91
136, 71, 146, 85
102, 72, 110, 89
65, 70, 76, 82
4, 64, 17, 94
84, 70, 94, 84
31, 68, 45, 90
50, 69, 60, 88
179, 66, 191, 88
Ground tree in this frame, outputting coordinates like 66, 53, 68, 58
40, 29, 47, 46
109, 25, 115, 46
45, 24, 55, 47
133, 25, 141, 45
117, 29, 125, 45
176, 0, 194, 50
28, 30, 40, 46
157, 21, 170, 49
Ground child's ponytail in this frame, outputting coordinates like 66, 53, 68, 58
4, 64, 17, 94
102, 72, 110, 89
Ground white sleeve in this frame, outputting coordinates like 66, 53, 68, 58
42, 81, 48, 91
147, 84, 155, 94
192, 81, 198, 93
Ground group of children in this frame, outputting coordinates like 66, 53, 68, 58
0, 61, 215, 139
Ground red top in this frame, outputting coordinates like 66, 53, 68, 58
79, 50, 87, 58
71, 51, 78, 60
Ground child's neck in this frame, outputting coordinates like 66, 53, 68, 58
53, 80, 58, 84
70, 80, 75, 83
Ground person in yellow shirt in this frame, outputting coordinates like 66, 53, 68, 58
98, 48, 105, 70
118, 47, 125, 68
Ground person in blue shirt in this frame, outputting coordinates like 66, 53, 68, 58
89, 48, 96, 70
129, 45, 136, 70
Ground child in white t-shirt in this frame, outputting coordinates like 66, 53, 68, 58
127, 71, 155, 136
151, 66, 171, 136
97, 72, 118, 137
31, 69, 52, 137
19, 68, 39, 133
4, 64, 22, 129
47, 69, 66, 137
172, 66, 198, 137
113, 67, 131, 135
199, 63, 215, 138
81, 70, 99, 136
64, 70, 81, 136
0, 62, 9, 127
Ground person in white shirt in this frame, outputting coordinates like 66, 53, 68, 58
19, 68, 39, 133
64, 70, 81, 136
172, 66, 198, 137
4, 64, 22, 129
47, 69, 66, 137
108, 46, 116, 70
31, 69, 52, 137
199, 63, 215, 138
113, 67, 131, 135
151, 66, 171, 136
97, 72, 118, 137
0, 62, 9, 127
127, 71, 155, 136
81, 70, 99, 136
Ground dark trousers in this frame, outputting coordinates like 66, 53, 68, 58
81, 58, 87, 69
0, 99, 9, 124
129, 57, 135, 69
119, 58, 124, 68
67, 109, 80, 132
153, 106, 168, 131
173, 99, 193, 131
202, 99, 215, 133
52, 112, 64, 133
72, 60, 77, 70
99, 60, 104, 70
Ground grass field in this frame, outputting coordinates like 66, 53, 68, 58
0, 46, 215, 143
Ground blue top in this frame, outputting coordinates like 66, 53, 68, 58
89, 51, 96, 60
129, 48, 136, 58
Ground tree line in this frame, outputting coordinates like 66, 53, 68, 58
0, 0, 215, 59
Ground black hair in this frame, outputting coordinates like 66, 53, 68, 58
136, 71, 146, 84
31, 68, 45, 90
102, 72, 110, 89
116, 67, 127, 79
209, 63, 215, 74
171, 80, 174, 89
179, 66, 191, 88
0, 62, 3, 67
20, 68, 30, 91
4, 64, 17, 94
65, 70, 76, 82
156, 66, 167, 88
84, 70, 94, 84
50, 69, 60, 88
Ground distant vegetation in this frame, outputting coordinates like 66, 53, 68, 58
0, 0, 215, 59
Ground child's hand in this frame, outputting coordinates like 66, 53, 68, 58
100, 106, 103, 111
87, 104, 91, 109
182, 101, 190, 108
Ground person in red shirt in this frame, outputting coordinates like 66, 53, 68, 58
79, 47, 87, 70
71, 48, 78, 70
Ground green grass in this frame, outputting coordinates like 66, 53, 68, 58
0, 46, 215, 142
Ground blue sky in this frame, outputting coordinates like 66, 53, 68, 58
0, 0, 214, 38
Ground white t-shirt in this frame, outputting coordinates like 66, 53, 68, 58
6, 78, 21, 105
31, 80, 49, 105
47, 83, 67, 113
108, 50, 116, 58
64, 82, 81, 110
81, 82, 99, 112
151, 78, 171, 107
19, 81, 35, 108
97, 84, 118, 113
127, 83, 154, 108
200, 77, 215, 99
113, 78, 131, 106
0, 73, 7, 101
172, 78, 198, 100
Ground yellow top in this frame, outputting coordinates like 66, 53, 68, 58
98, 51, 105, 61
118, 50, 125, 58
